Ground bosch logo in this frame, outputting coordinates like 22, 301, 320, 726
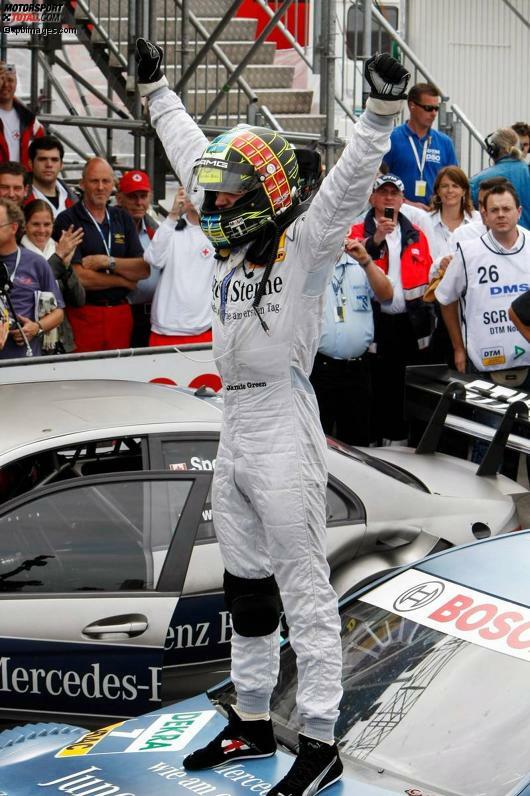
393, 581, 445, 612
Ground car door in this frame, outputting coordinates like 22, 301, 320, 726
147, 434, 228, 698
148, 433, 369, 702
0, 470, 209, 726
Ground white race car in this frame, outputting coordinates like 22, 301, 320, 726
0, 379, 523, 727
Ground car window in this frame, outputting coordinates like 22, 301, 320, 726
159, 438, 218, 543
0, 477, 192, 593
267, 598, 530, 796
326, 479, 364, 524
0, 436, 146, 504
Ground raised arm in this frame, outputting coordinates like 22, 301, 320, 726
136, 39, 209, 194
299, 55, 409, 278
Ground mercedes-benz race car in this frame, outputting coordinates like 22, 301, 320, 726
0, 379, 525, 727
1, 531, 529, 796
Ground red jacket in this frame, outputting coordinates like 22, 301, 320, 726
0, 98, 45, 170
349, 210, 434, 349
348, 211, 432, 301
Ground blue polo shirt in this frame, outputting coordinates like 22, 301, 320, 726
383, 123, 458, 203
0, 247, 64, 359
54, 203, 144, 304
469, 157, 530, 230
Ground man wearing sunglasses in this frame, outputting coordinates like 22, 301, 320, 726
383, 82, 458, 210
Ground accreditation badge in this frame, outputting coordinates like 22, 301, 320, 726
415, 179, 427, 198
334, 304, 346, 323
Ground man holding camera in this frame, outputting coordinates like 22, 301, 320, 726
348, 173, 433, 444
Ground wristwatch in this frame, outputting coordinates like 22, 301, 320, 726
106, 256, 117, 274
36, 321, 44, 339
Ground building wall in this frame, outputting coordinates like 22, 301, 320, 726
407, 0, 530, 173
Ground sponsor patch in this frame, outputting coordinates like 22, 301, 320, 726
57, 722, 124, 757
169, 462, 188, 471
481, 346, 506, 367
55, 711, 216, 757
123, 711, 216, 753
360, 567, 530, 662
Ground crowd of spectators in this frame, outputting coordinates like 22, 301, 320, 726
0, 62, 529, 472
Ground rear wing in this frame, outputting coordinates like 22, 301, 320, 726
405, 365, 530, 475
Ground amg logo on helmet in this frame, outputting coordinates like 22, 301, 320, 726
490, 284, 529, 295
197, 158, 228, 169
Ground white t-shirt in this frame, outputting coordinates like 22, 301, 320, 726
0, 107, 20, 161
381, 225, 406, 314
400, 203, 437, 256
435, 230, 530, 371
429, 209, 482, 261
145, 216, 215, 335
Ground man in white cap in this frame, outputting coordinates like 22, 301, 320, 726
349, 173, 434, 444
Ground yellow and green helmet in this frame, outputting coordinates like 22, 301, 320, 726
188, 126, 300, 249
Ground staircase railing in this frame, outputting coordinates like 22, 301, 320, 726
336, 2, 488, 174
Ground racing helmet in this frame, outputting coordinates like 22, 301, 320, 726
188, 126, 300, 249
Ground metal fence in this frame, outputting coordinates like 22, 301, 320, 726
0, 0, 489, 180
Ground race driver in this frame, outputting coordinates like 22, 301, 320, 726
136, 39, 410, 796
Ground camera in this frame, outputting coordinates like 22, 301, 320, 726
383, 207, 394, 219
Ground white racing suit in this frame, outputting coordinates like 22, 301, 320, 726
148, 88, 392, 740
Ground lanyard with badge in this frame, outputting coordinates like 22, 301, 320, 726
408, 135, 431, 198
84, 205, 112, 255
332, 264, 347, 323
7, 246, 21, 283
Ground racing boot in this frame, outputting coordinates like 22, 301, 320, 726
268, 733, 343, 796
183, 705, 276, 770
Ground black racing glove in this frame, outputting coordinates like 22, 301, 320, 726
364, 52, 410, 115
135, 38, 168, 96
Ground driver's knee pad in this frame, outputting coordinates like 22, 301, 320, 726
224, 570, 281, 637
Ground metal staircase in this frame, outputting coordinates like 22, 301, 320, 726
0, 0, 492, 189
64, 0, 323, 133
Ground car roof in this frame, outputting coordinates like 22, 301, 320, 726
416, 529, 530, 607
0, 380, 221, 455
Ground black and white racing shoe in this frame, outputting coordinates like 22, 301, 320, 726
183, 705, 276, 771
268, 734, 343, 796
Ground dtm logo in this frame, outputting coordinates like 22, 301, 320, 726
393, 581, 445, 612
490, 283, 529, 296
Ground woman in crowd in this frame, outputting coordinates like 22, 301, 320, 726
22, 199, 85, 352
426, 167, 479, 369
469, 127, 530, 229
428, 166, 481, 259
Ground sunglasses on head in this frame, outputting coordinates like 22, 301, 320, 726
413, 101, 439, 113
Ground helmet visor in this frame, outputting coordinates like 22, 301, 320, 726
189, 157, 261, 195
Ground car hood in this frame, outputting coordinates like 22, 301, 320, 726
0, 694, 410, 796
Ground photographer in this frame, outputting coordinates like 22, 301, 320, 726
348, 173, 434, 444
